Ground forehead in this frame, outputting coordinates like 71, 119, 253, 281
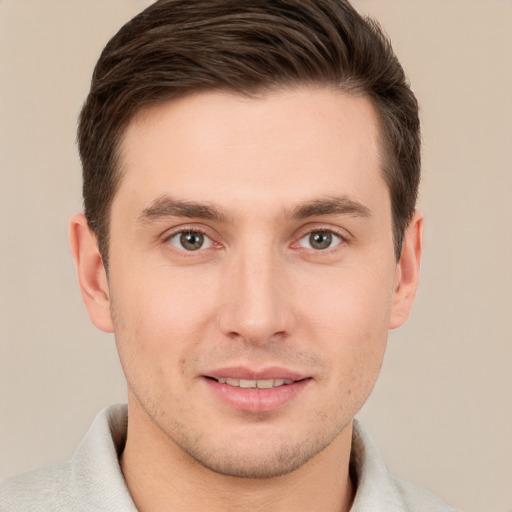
115, 87, 387, 215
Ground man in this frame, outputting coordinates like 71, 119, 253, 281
0, 0, 457, 510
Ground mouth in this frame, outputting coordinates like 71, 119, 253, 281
212, 377, 295, 389
203, 369, 311, 413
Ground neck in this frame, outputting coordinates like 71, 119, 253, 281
121, 400, 355, 512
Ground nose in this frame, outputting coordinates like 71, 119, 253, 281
218, 245, 295, 346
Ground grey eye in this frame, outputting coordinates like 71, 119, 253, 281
298, 231, 342, 250
168, 231, 212, 251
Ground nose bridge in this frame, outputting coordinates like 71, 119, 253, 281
219, 239, 291, 344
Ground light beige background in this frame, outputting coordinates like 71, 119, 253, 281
0, 1, 510, 511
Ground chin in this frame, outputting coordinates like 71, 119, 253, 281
188, 445, 313, 479
171, 422, 344, 480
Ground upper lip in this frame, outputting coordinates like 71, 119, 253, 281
204, 366, 309, 381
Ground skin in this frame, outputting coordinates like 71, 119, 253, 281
70, 87, 422, 512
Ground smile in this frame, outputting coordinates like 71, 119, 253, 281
215, 378, 294, 389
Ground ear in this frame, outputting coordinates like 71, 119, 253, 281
69, 213, 114, 333
389, 210, 424, 330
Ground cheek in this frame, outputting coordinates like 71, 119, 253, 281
301, 260, 395, 336
109, 266, 219, 385
299, 262, 394, 380
113, 260, 216, 331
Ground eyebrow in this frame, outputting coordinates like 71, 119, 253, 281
138, 196, 229, 224
137, 194, 371, 224
289, 195, 371, 220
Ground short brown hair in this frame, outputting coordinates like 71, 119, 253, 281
78, 0, 420, 264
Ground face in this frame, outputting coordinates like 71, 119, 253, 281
75, 87, 420, 479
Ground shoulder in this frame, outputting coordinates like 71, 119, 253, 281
350, 420, 459, 512
0, 404, 132, 512
0, 462, 77, 511
391, 476, 459, 512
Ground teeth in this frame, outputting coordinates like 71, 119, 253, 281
216, 378, 295, 388
239, 379, 257, 388
256, 379, 274, 389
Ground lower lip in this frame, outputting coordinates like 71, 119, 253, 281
203, 378, 311, 413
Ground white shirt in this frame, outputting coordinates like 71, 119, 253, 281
0, 404, 457, 511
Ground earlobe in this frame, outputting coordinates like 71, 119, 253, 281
69, 214, 114, 333
389, 210, 424, 330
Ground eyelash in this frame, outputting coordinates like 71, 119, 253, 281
164, 228, 215, 253
162, 226, 348, 254
295, 228, 345, 252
